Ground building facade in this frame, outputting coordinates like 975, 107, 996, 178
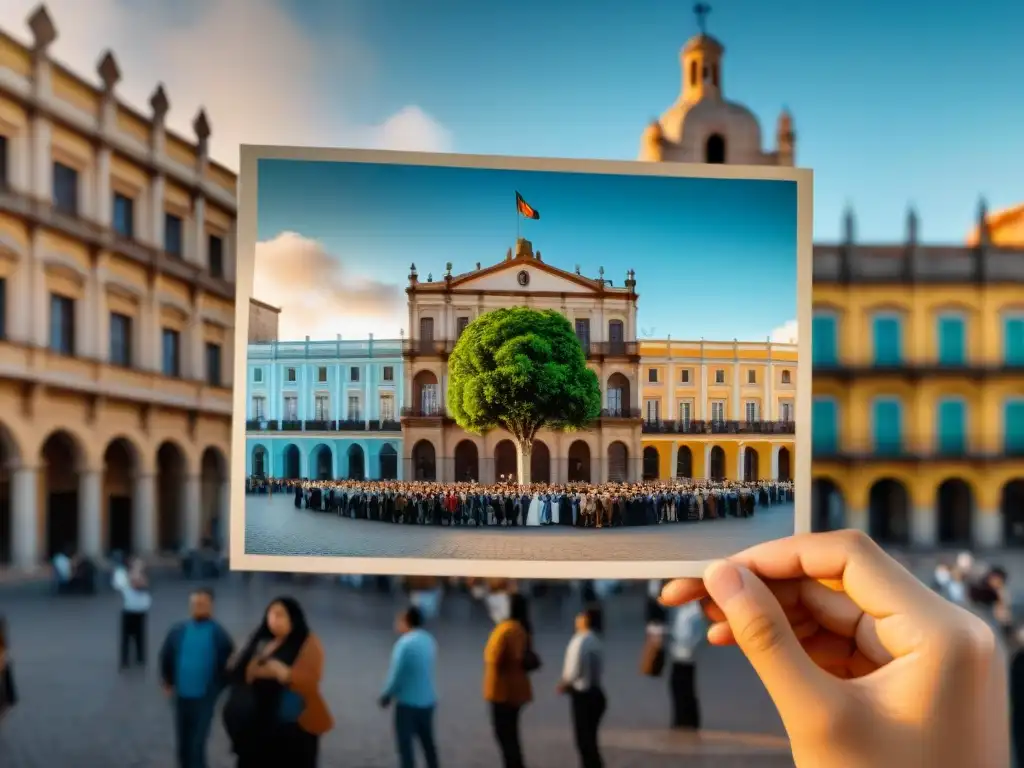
0, 7, 236, 569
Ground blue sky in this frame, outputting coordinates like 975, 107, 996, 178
255, 158, 797, 342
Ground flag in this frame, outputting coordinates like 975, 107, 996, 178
515, 192, 540, 220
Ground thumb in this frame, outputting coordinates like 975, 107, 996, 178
703, 560, 832, 716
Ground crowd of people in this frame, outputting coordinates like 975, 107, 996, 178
246, 476, 794, 528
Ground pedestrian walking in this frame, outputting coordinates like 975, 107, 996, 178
483, 593, 537, 768
114, 557, 152, 670
380, 606, 440, 768
557, 605, 607, 768
158, 587, 235, 768
667, 600, 705, 729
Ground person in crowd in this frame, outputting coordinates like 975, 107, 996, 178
380, 606, 440, 768
659, 529, 1010, 768
667, 598, 705, 729
158, 587, 235, 768
53, 546, 95, 594
0, 616, 15, 725
114, 556, 152, 671
224, 596, 333, 768
483, 593, 536, 768
557, 605, 606, 768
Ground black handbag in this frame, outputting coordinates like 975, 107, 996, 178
221, 683, 259, 749
0, 663, 17, 712
522, 642, 542, 673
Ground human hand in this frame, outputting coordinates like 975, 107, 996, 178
378, 695, 391, 709
260, 658, 291, 684
660, 530, 1008, 768
162, 684, 174, 697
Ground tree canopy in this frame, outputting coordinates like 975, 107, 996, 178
446, 307, 601, 453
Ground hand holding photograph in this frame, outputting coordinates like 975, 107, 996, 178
232, 147, 812, 577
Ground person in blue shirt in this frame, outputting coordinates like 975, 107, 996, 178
159, 587, 235, 768
380, 606, 440, 768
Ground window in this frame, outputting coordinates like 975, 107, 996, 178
678, 400, 692, 427
575, 318, 591, 350
811, 313, 839, 365
112, 193, 134, 239
780, 400, 794, 421
689, 60, 698, 86
208, 234, 224, 278
109, 312, 132, 367
872, 314, 903, 366
645, 399, 660, 423
745, 401, 760, 422
747, 369, 756, 384
161, 328, 180, 376
937, 315, 966, 366
1006, 401, 1024, 455
49, 294, 75, 355
1005, 317, 1024, 366
314, 394, 329, 420
348, 394, 362, 421
286, 367, 296, 382
456, 316, 470, 338
52, 162, 78, 215
350, 366, 360, 382
0, 135, 8, 188
714, 369, 725, 384
608, 320, 624, 349
607, 386, 623, 416
812, 398, 838, 455
872, 398, 903, 456
419, 317, 434, 341
420, 384, 439, 415
253, 368, 263, 383
383, 366, 394, 382
284, 395, 298, 420
0, 276, 6, 339
710, 400, 725, 423
380, 395, 395, 422
317, 366, 327, 383
252, 395, 266, 420
164, 213, 183, 257
705, 133, 726, 164
205, 342, 222, 386
936, 398, 966, 456
648, 368, 658, 383
781, 369, 792, 384
680, 368, 690, 383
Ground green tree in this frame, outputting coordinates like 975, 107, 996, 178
447, 307, 602, 484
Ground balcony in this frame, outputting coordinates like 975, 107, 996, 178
402, 339, 456, 357
281, 419, 303, 431
401, 406, 448, 422
814, 361, 1024, 381
815, 447, 1024, 464
337, 419, 366, 431
585, 341, 640, 359
304, 419, 331, 431
642, 419, 797, 435
246, 419, 279, 431
368, 419, 402, 432
600, 408, 642, 420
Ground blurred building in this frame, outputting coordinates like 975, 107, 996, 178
0, 7, 236, 569
248, 297, 280, 342
968, 203, 1024, 247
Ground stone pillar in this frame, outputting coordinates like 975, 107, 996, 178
732, 360, 741, 421
192, 196, 207, 267
770, 444, 780, 480
735, 446, 745, 482
976, 509, 1001, 549
704, 444, 713, 480
183, 474, 202, 551
12, 466, 39, 569
79, 469, 103, 558
218, 481, 232, 555
150, 174, 166, 249
698, 364, 708, 419
846, 507, 868, 534
29, 230, 49, 348
133, 473, 156, 555
909, 506, 937, 548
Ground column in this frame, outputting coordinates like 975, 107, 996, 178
666, 359, 676, 420
12, 466, 39, 569
909, 506, 937, 548
770, 445, 780, 480
183, 474, 202, 551
81, 269, 102, 359
218, 481, 232, 555
192, 196, 207, 267
704, 445, 713, 480
731, 362, 741, 420
189, 317, 204, 381
150, 174, 166, 249
94, 147, 113, 227
333, 363, 342, 424
79, 469, 103, 558
364, 361, 372, 428
133, 473, 156, 555
976, 510, 1001, 548
29, 230, 49, 348
764, 357, 774, 421
699, 364, 708, 419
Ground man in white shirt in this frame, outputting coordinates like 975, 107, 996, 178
668, 601, 705, 729
113, 558, 152, 670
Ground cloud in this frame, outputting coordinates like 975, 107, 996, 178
254, 232, 405, 341
6, 0, 451, 168
769, 319, 798, 345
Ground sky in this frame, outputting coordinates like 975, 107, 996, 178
255, 158, 798, 342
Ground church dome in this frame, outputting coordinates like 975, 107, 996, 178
657, 97, 764, 163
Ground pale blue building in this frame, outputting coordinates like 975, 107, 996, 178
244, 336, 405, 480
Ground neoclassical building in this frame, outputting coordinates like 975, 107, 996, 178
0, 7, 236, 569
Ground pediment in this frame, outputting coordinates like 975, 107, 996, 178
451, 261, 600, 294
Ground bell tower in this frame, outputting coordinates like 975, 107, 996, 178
680, 3, 723, 105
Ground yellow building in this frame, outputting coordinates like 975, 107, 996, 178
0, 6, 237, 570
638, 340, 797, 483
968, 202, 1024, 247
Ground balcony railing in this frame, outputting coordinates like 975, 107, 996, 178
600, 408, 642, 419
584, 341, 640, 358
814, 361, 1024, 379
337, 419, 366, 431
245, 418, 403, 433
815, 447, 1024, 462
402, 339, 456, 356
642, 419, 796, 435
368, 419, 402, 432
401, 406, 448, 419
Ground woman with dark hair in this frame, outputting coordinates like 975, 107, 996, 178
483, 592, 537, 768
223, 597, 333, 767
558, 605, 607, 768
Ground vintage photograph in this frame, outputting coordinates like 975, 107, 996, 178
232, 148, 812, 576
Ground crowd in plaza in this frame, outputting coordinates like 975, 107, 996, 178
245, 476, 794, 528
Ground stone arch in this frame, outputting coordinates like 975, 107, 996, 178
103, 437, 139, 557
412, 370, 441, 415
642, 446, 660, 480
608, 441, 629, 483
531, 440, 551, 484
0, 421, 21, 565
742, 446, 760, 481
379, 443, 398, 480
811, 477, 845, 532
1001, 479, 1024, 547
606, 373, 630, 417
676, 445, 693, 479
282, 443, 301, 479
309, 443, 333, 480
411, 440, 436, 481
709, 445, 726, 481
41, 430, 86, 559
568, 440, 591, 483
347, 444, 366, 480
156, 441, 187, 553
251, 443, 269, 477
200, 447, 228, 550
777, 446, 792, 481
454, 440, 480, 482
705, 133, 727, 164
868, 478, 910, 546
494, 439, 517, 481
936, 477, 974, 547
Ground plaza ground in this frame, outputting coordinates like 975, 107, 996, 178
243, 495, 796, 561
0, 575, 793, 768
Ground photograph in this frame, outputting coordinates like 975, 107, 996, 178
231, 148, 812, 577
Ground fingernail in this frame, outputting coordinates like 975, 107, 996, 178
704, 560, 744, 603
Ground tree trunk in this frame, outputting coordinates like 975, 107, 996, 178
515, 439, 533, 486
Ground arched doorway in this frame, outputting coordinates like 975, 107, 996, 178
379, 444, 398, 480
676, 446, 693, 479
777, 447, 791, 482
42, 431, 82, 558
868, 478, 910, 546
347, 444, 365, 480
104, 438, 137, 556
411, 440, 436, 481
811, 478, 845, 532
531, 440, 551, 484
0, 423, 18, 565
568, 440, 591, 483
282, 444, 300, 479
743, 448, 759, 482
709, 446, 726, 481
156, 441, 186, 553
705, 133, 726, 164
412, 370, 441, 415
606, 373, 631, 417
311, 444, 333, 480
494, 440, 517, 481
454, 440, 480, 482
642, 446, 660, 480
200, 447, 228, 550
1002, 479, 1024, 547
937, 478, 973, 547
252, 445, 268, 477
608, 441, 628, 482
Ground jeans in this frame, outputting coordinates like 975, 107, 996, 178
395, 704, 439, 768
570, 688, 606, 768
490, 702, 524, 768
175, 695, 216, 768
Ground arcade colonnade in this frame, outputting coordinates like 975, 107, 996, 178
640, 441, 794, 483
0, 420, 230, 569
247, 439, 402, 482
